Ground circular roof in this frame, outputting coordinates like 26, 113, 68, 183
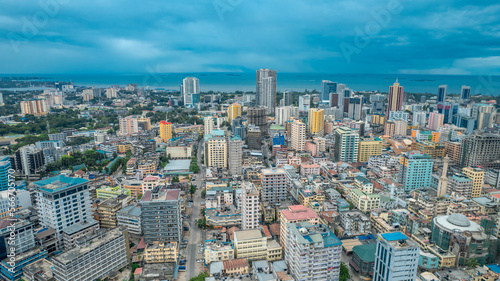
446, 213, 471, 227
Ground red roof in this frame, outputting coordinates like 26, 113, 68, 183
269, 223, 280, 236
260, 225, 272, 238
137, 237, 146, 250
223, 259, 249, 270
134, 268, 142, 275
282, 205, 318, 221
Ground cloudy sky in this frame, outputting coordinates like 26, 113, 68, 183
1, 0, 500, 75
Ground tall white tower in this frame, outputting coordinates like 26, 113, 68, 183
437, 155, 450, 197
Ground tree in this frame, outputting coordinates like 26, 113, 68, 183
201, 190, 206, 198
189, 272, 209, 281
466, 258, 479, 268
189, 184, 197, 198
339, 262, 350, 281
171, 176, 179, 183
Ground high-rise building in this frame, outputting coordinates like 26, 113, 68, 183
398, 151, 434, 193
0, 218, 36, 259
279, 205, 319, 246
298, 95, 311, 112
388, 111, 409, 122
182, 77, 200, 108
228, 103, 242, 123
34, 175, 92, 233
52, 227, 130, 281
460, 85, 471, 102
386, 79, 404, 115
462, 167, 484, 198
137, 117, 152, 131
105, 88, 118, 99
247, 107, 267, 134
0, 92, 3, 106
281, 91, 292, 106
204, 130, 228, 168
246, 125, 262, 150
285, 222, 342, 281
241, 182, 259, 230
20, 99, 49, 116
0, 156, 12, 191
334, 127, 359, 162
256, 69, 277, 114
447, 174, 473, 199
475, 104, 496, 130
321, 80, 337, 103
204, 115, 216, 136
291, 120, 306, 151
394, 119, 407, 136
275, 106, 292, 126
140, 188, 181, 242
459, 133, 500, 169
348, 96, 363, 120
15, 145, 45, 176
437, 156, 449, 197
358, 137, 382, 162
373, 232, 419, 281
261, 168, 287, 205
228, 136, 243, 176
437, 85, 447, 102
413, 111, 427, 127
159, 121, 172, 142
428, 112, 444, 130
307, 108, 324, 136
118, 116, 139, 136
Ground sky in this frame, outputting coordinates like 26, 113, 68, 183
1, 0, 500, 75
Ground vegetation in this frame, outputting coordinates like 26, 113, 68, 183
189, 272, 209, 281
129, 263, 140, 281
65, 136, 93, 146
46, 149, 109, 172
201, 189, 206, 198
189, 156, 200, 173
466, 258, 479, 268
339, 262, 350, 281
166, 108, 203, 125
189, 184, 197, 198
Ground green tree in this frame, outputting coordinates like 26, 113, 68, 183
189, 272, 209, 281
466, 258, 479, 268
171, 176, 179, 183
339, 262, 350, 281
189, 184, 197, 198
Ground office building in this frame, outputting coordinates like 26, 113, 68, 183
386, 79, 404, 115
321, 80, 337, 103
52, 228, 130, 281
0, 218, 36, 260
256, 69, 277, 114
159, 121, 172, 142
117, 206, 142, 236
358, 137, 382, 162
204, 130, 227, 168
228, 103, 242, 123
298, 95, 310, 112
285, 222, 342, 281
233, 229, 282, 261
281, 90, 292, 106
62, 219, 100, 250
247, 107, 267, 134
20, 99, 49, 116
15, 145, 45, 176
0, 249, 47, 281
460, 85, 471, 102
290, 120, 305, 151
476, 104, 496, 130
204, 115, 216, 136
448, 174, 473, 199
428, 112, 444, 130
348, 96, 364, 120
118, 116, 139, 136
459, 133, 500, 169
96, 196, 133, 229
228, 136, 243, 176
261, 168, 287, 205
182, 77, 200, 107
0, 156, 12, 191
388, 111, 409, 122
140, 188, 181, 242
394, 119, 407, 136
334, 127, 359, 162
462, 167, 485, 198
275, 106, 292, 125
398, 151, 433, 193
241, 182, 259, 230
279, 205, 319, 247
34, 175, 92, 233
413, 111, 427, 127
437, 85, 447, 102
373, 232, 419, 281
0, 189, 31, 214
307, 108, 325, 135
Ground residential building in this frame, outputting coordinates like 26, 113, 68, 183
351, 243, 376, 278
233, 229, 282, 262
204, 242, 235, 264
0, 218, 36, 259
159, 121, 172, 142
23, 258, 54, 281
358, 137, 382, 162
241, 182, 260, 230
291, 120, 306, 151
247, 107, 267, 134
117, 206, 142, 236
285, 222, 342, 281
0, 189, 31, 214
61, 219, 100, 250
413, 111, 427, 127
321, 80, 337, 103
428, 112, 444, 131
334, 127, 359, 162
394, 119, 407, 136
15, 145, 45, 176
256, 69, 277, 114
96, 195, 133, 228
261, 168, 287, 205
204, 129, 228, 168
416, 141, 445, 159
462, 167, 485, 198
105, 88, 118, 98
119, 116, 139, 136
20, 99, 49, 116
388, 111, 410, 122
307, 108, 325, 136
386, 79, 404, 115
373, 232, 420, 281
140, 188, 181, 242
459, 133, 500, 169
447, 175, 473, 199
279, 205, 319, 246
137, 117, 152, 131
182, 77, 200, 107
228, 136, 243, 176
96, 185, 131, 199
34, 175, 92, 233
299, 95, 311, 112
0, 249, 47, 281
349, 189, 380, 213
398, 152, 433, 193
52, 228, 130, 281
228, 103, 242, 123
144, 241, 178, 263
204, 115, 216, 136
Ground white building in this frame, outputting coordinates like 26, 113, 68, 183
388, 111, 410, 122
117, 206, 142, 236
241, 182, 259, 230
256, 69, 277, 114
275, 106, 292, 126
261, 168, 288, 205
34, 175, 92, 233
118, 116, 139, 136
373, 232, 419, 281
0, 189, 31, 214
413, 111, 426, 127
228, 136, 243, 176
298, 95, 311, 112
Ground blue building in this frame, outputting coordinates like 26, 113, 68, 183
233, 125, 246, 140
0, 249, 47, 281
272, 133, 285, 146
398, 151, 434, 193
321, 80, 337, 103
0, 156, 12, 191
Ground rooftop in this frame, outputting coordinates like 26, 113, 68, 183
380, 232, 408, 241
118, 205, 142, 217
234, 229, 263, 241
34, 175, 88, 193
287, 222, 342, 247
352, 243, 377, 262
281, 205, 318, 221
141, 188, 180, 202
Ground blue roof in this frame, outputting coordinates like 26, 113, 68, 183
34, 175, 88, 193
381, 232, 408, 241
486, 264, 500, 274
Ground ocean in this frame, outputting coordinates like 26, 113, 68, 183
1, 73, 499, 96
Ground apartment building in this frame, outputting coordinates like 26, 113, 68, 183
241, 182, 260, 230
334, 127, 359, 162
117, 205, 142, 236
96, 195, 133, 228
462, 167, 485, 198
291, 120, 306, 151
358, 137, 382, 162
279, 205, 319, 247
61, 219, 100, 250
373, 232, 420, 281
204, 129, 228, 168
140, 188, 181, 242
260, 168, 288, 205
144, 241, 178, 263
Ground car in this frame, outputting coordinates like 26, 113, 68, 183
198, 244, 204, 247
183, 227, 189, 231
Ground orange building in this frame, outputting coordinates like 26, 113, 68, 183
159, 121, 172, 142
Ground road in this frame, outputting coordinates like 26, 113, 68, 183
341, 251, 362, 281
262, 139, 271, 167
186, 140, 205, 280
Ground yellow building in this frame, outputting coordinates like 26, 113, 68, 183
144, 241, 178, 263
358, 137, 383, 162
228, 103, 242, 123
138, 117, 152, 130
96, 186, 131, 199
204, 242, 235, 264
266, 240, 282, 261
298, 190, 325, 207
96, 196, 133, 228
233, 229, 268, 261
159, 121, 172, 142
463, 167, 485, 198
349, 188, 380, 213
117, 143, 132, 154
307, 108, 325, 135
416, 141, 445, 158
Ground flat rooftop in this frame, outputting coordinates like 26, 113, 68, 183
62, 219, 99, 236
141, 188, 180, 202
163, 159, 190, 171
381, 232, 408, 241
34, 175, 88, 193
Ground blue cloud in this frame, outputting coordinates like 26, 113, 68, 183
0, 0, 499, 74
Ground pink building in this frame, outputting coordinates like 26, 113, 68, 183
300, 163, 320, 176
305, 141, 318, 156
428, 112, 444, 130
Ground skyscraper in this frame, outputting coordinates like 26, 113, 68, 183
118, 116, 139, 136
281, 91, 292, 106
159, 121, 172, 142
321, 80, 337, 103
398, 151, 434, 193
291, 120, 306, 151
373, 232, 419, 281
0, 156, 12, 191
460, 85, 471, 102
307, 108, 325, 136
348, 96, 363, 120
241, 182, 259, 230
256, 69, 277, 114
228, 136, 243, 176
204, 130, 228, 168
247, 107, 268, 134
334, 127, 359, 162
459, 133, 500, 168
227, 103, 242, 123
437, 84, 447, 102
428, 112, 444, 130
275, 106, 292, 126
182, 77, 200, 107
298, 95, 311, 112
386, 79, 404, 115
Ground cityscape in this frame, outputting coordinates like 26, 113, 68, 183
1, 1, 500, 281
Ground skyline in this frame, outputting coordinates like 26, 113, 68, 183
1, 1, 500, 75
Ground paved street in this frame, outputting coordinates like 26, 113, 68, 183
186, 140, 205, 280
341, 251, 362, 281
